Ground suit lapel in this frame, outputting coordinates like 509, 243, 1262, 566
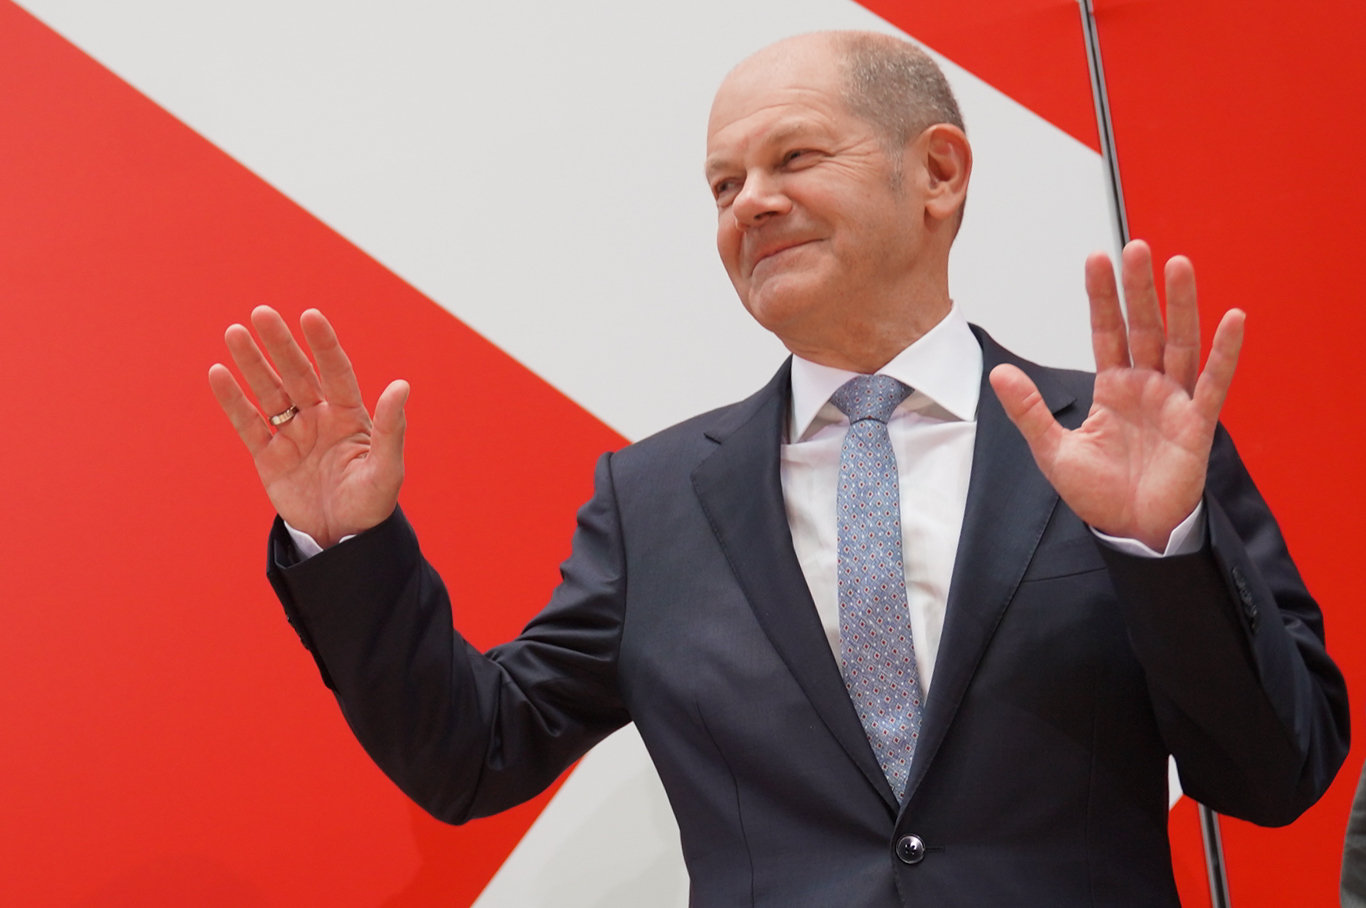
902, 328, 1081, 805
692, 361, 900, 810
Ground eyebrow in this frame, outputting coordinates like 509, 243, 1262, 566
705, 119, 827, 178
764, 121, 824, 149
704, 146, 741, 180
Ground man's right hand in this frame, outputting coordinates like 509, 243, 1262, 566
208, 306, 409, 549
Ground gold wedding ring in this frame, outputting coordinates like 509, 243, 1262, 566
268, 404, 300, 427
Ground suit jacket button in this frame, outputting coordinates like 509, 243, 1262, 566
1231, 566, 1254, 606
895, 834, 926, 865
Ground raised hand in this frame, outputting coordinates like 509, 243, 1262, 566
988, 240, 1245, 551
208, 306, 409, 549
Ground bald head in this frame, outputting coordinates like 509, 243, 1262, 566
719, 32, 964, 157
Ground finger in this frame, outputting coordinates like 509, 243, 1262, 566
1086, 250, 1128, 372
224, 322, 293, 417
1163, 255, 1200, 395
1192, 308, 1245, 423
251, 305, 325, 409
372, 379, 411, 470
208, 363, 272, 457
1120, 240, 1164, 371
989, 364, 1065, 471
299, 309, 364, 409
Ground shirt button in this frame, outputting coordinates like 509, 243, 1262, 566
895, 834, 926, 865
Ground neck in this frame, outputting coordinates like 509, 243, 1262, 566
789, 296, 952, 373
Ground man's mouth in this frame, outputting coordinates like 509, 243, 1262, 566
750, 239, 814, 274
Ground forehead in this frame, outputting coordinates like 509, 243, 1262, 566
705, 44, 856, 164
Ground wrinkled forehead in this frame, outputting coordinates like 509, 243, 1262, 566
707, 37, 847, 144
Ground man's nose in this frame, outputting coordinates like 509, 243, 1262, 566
731, 173, 791, 227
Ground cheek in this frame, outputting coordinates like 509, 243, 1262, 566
716, 222, 743, 279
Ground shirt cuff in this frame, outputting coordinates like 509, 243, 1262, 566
283, 522, 356, 561
1090, 503, 1206, 558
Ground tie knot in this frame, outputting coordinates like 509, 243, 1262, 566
830, 374, 912, 424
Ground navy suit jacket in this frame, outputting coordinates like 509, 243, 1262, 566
268, 329, 1348, 907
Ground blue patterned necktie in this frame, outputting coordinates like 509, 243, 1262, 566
830, 374, 924, 802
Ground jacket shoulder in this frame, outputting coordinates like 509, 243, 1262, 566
608, 358, 790, 475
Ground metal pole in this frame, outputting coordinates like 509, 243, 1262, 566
1075, 3, 1232, 906
1200, 798, 1233, 907
1078, 0, 1130, 247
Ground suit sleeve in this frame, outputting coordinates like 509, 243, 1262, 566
265, 452, 632, 824
1344, 759, 1366, 907
1099, 424, 1350, 826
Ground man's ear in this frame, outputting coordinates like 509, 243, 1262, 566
918, 124, 971, 224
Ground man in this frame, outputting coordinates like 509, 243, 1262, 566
210, 31, 1347, 906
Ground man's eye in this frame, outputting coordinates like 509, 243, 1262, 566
712, 179, 739, 203
783, 149, 814, 165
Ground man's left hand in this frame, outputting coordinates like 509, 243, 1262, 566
988, 239, 1245, 552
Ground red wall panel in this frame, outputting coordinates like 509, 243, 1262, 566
0, 3, 622, 902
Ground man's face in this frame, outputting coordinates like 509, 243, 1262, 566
705, 40, 930, 360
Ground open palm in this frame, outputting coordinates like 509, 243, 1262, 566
989, 241, 1244, 551
208, 306, 409, 549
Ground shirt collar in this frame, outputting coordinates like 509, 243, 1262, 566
787, 303, 982, 442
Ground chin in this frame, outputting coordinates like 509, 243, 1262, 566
742, 283, 823, 338
744, 271, 804, 310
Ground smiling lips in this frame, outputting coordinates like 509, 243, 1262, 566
747, 238, 816, 276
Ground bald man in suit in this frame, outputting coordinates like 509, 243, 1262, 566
211, 31, 1348, 906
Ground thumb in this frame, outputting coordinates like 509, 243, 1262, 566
372, 379, 410, 469
988, 364, 1062, 467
